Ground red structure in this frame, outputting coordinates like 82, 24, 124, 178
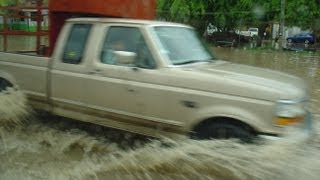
0, 0, 156, 56
0, 0, 48, 54
48, 0, 156, 56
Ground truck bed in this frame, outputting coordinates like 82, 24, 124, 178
0, 52, 50, 107
0, 52, 49, 67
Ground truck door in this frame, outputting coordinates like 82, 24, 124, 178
83, 26, 143, 117
84, 25, 182, 131
50, 23, 91, 113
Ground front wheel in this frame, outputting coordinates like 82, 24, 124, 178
193, 122, 255, 142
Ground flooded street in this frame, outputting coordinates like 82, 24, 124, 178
1, 43, 320, 179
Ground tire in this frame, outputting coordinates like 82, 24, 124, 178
194, 121, 255, 142
0, 78, 13, 92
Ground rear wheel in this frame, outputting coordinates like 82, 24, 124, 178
0, 78, 13, 92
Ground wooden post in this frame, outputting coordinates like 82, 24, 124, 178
3, 15, 7, 52
36, 0, 42, 54
279, 0, 286, 50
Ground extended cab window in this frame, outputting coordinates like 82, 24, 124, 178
100, 26, 156, 69
62, 24, 91, 64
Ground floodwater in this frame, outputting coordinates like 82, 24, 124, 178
1, 42, 320, 179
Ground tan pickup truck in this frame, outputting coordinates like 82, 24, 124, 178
0, 18, 312, 140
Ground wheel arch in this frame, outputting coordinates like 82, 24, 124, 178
190, 116, 258, 137
187, 104, 271, 135
0, 71, 18, 89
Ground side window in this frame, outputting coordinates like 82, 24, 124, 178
62, 24, 91, 64
100, 26, 156, 69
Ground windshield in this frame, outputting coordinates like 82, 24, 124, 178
153, 26, 214, 65
249, 28, 258, 32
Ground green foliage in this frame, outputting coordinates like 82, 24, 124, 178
0, 0, 48, 7
157, 0, 206, 22
285, 0, 319, 29
0, 0, 13, 6
157, 0, 320, 32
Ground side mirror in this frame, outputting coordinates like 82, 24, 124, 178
113, 51, 136, 65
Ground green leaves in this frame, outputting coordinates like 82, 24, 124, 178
0, 0, 11, 6
157, 0, 320, 32
285, 0, 319, 29
157, 0, 207, 22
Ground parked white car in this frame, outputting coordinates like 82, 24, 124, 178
248, 28, 259, 37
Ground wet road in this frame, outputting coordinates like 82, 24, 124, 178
0, 46, 320, 179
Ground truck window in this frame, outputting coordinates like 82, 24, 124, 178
100, 26, 156, 69
62, 24, 91, 64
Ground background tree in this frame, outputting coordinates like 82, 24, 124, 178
157, 0, 206, 22
157, 0, 320, 34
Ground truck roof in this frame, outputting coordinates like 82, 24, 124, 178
67, 18, 192, 28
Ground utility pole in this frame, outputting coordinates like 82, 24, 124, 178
278, 0, 286, 50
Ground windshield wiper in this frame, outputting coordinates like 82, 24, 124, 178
174, 59, 214, 65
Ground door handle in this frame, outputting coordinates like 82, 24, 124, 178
128, 88, 135, 92
88, 69, 102, 75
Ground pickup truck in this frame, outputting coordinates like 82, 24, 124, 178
248, 27, 259, 37
0, 18, 312, 140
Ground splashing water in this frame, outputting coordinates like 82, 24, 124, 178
0, 88, 31, 127
98, 122, 320, 180
0, 89, 320, 180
